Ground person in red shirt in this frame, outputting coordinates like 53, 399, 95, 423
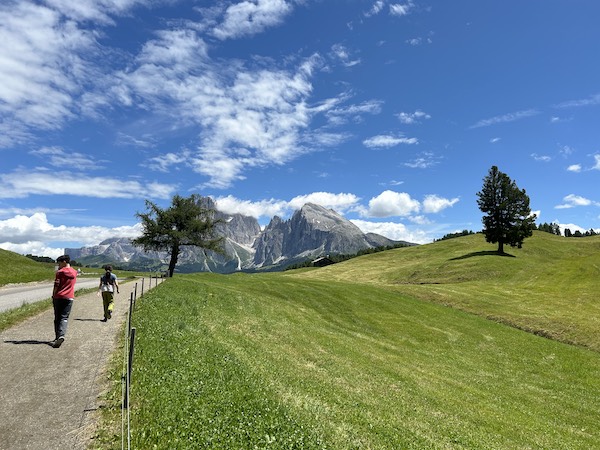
50, 255, 78, 348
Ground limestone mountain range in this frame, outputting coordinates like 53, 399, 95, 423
65, 203, 413, 273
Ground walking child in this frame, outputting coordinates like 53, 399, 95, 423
51, 255, 78, 348
98, 265, 119, 321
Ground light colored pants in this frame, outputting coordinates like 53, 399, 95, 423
102, 291, 114, 319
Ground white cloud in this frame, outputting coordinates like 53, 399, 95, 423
214, 195, 289, 219
214, 192, 361, 220
397, 110, 431, 124
567, 164, 582, 173
554, 194, 595, 209
422, 194, 459, 213
531, 153, 551, 162
490, 137, 501, 143
0, 1, 99, 147
363, 134, 418, 148
404, 151, 439, 169
288, 192, 360, 212
0, 212, 142, 259
389, 2, 415, 16
351, 219, 431, 244
330, 43, 361, 67
117, 35, 336, 189
556, 222, 587, 235
593, 154, 600, 170
146, 150, 192, 173
364, 190, 420, 217
365, 1, 385, 17
469, 109, 539, 129
326, 99, 383, 125
0, 170, 176, 200
31, 146, 100, 170
211, 0, 293, 40
556, 93, 600, 108
43, 0, 144, 23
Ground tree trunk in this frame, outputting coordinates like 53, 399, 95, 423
168, 243, 180, 277
497, 241, 504, 254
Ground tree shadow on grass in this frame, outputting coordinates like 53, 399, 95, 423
449, 250, 516, 261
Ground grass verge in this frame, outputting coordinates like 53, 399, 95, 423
94, 273, 600, 449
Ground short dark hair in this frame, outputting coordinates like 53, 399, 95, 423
104, 265, 112, 272
56, 255, 70, 263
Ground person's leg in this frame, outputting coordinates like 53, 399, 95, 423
52, 298, 61, 339
107, 292, 114, 318
56, 298, 73, 338
102, 292, 109, 319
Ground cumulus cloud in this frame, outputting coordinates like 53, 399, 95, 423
567, 164, 582, 173
364, 190, 420, 217
351, 219, 431, 244
288, 192, 360, 212
214, 195, 289, 219
214, 192, 361, 220
0, 212, 141, 259
554, 194, 595, 209
422, 194, 459, 213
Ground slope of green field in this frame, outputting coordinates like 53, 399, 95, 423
295, 231, 600, 351
0, 248, 55, 286
93, 233, 600, 448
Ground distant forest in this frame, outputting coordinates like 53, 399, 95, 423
435, 223, 598, 242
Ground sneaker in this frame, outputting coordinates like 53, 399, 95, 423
101, 317, 108, 322
107, 311, 112, 319
52, 336, 65, 348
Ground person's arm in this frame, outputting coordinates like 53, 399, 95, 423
52, 276, 59, 299
114, 276, 120, 293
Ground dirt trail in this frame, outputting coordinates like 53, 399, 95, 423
0, 277, 162, 450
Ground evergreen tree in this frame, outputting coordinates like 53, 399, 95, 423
476, 166, 536, 253
133, 194, 223, 277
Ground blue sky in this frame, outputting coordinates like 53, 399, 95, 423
1, 0, 599, 259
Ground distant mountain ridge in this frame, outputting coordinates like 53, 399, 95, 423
65, 203, 414, 273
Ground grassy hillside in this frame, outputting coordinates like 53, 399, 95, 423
95, 234, 600, 448
295, 231, 600, 351
0, 248, 56, 286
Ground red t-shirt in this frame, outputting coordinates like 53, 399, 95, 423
53, 267, 78, 299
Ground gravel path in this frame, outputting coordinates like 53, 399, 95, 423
0, 277, 162, 449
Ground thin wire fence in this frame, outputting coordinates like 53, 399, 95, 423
120, 274, 164, 450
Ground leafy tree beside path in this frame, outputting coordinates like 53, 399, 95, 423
133, 194, 224, 278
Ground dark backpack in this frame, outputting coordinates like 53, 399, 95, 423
102, 272, 115, 285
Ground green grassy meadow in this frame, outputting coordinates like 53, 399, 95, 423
0, 248, 56, 286
94, 232, 600, 449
